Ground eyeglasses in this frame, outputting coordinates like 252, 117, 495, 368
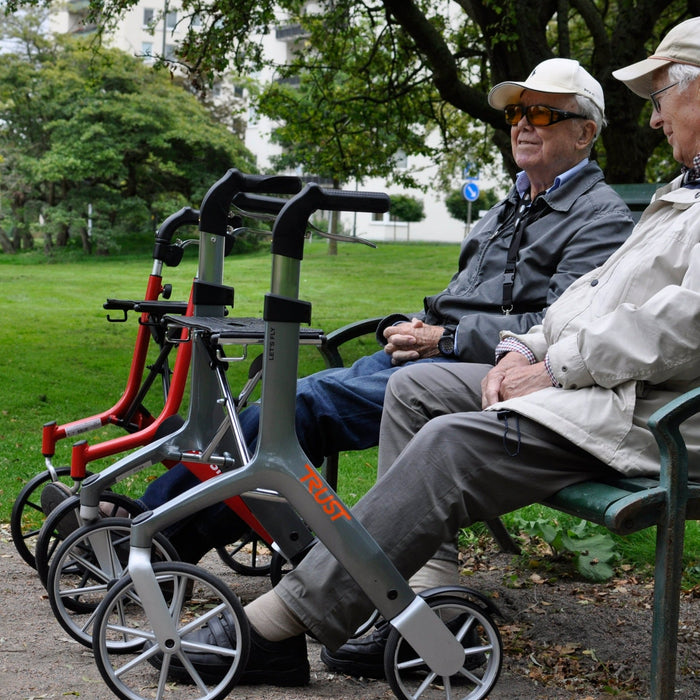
649, 82, 679, 112
504, 104, 588, 127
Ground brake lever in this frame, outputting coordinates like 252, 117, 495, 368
306, 221, 377, 248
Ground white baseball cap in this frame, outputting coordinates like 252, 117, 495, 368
612, 17, 700, 98
488, 58, 605, 113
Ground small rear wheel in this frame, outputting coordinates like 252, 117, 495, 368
11, 466, 75, 569
93, 561, 249, 700
384, 593, 502, 700
35, 492, 144, 587
215, 528, 273, 576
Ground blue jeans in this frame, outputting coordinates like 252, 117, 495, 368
140, 349, 453, 562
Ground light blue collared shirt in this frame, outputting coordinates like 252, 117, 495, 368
515, 158, 590, 199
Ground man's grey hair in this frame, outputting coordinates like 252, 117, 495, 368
667, 62, 700, 91
573, 94, 606, 146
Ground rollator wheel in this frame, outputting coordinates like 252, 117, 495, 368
93, 561, 249, 700
269, 550, 293, 586
384, 593, 502, 700
215, 527, 273, 576
11, 466, 76, 569
35, 491, 144, 587
46, 517, 178, 649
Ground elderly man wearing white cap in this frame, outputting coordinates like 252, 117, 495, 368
142, 29, 700, 688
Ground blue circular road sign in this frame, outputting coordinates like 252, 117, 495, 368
462, 181, 480, 202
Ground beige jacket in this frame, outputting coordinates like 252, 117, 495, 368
494, 175, 700, 478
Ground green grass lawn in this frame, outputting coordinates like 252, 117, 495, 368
0, 239, 457, 517
2, 239, 699, 584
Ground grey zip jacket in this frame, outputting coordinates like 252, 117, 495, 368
377, 161, 634, 363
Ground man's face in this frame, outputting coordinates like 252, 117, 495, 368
509, 90, 594, 189
649, 68, 700, 169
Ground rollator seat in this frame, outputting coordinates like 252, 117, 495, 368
164, 315, 326, 346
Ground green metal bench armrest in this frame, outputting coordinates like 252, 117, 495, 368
318, 317, 383, 369
648, 385, 700, 492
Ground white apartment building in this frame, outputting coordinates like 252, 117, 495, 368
50, 1, 494, 243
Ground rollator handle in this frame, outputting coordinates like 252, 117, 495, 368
200, 169, 303, 236
153, 206, 201, 266
271, 183, 390, 260
231, 192, 289, 216
155, 206, 200, 244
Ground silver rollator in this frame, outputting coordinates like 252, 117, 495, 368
43, 171, 319, 649
90, 181, 504, 700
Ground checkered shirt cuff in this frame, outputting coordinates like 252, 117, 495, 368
544, 353, 562, 387
494, 337, 537, 365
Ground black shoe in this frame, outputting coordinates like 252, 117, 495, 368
320, 615, 486, 679
320, 620, 392, 679
148, 612, 310, 687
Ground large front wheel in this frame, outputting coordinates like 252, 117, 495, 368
93, 561, 249, 700
46, 517, 178, 649
384, 593, 502, 700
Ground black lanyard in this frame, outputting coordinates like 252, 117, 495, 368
502, 192, 532, 314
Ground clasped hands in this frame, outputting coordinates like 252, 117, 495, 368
480, 351, 553, 408
383, 319, 551, 406
382, 318, 443, 365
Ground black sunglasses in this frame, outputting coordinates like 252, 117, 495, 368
504, 104, 588, 127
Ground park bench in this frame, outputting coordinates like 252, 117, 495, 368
611, 182, 661, 222
317, 318, 700, 700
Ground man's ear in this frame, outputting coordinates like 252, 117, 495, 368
577, 120, 598, 150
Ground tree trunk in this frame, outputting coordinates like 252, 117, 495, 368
21, 227, 34, 250
328, 209, 338, 257
80, 227, 92, 253
57, 224, 69, 247
0, 228, 15, 253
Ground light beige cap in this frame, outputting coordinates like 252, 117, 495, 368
612, 17, 700, 98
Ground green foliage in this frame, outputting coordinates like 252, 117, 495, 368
6, 1, 693, 189
513, 514, 620, 582
258, 40, 437, 187
0, 19, 256, 255
389, 194, 425, 223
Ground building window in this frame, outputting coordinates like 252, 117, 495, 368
166, 11, 177, 30
392, 149, 408, 169
143, 8, 154, 27
164, 43, 177, 61
141, 42, 154, 62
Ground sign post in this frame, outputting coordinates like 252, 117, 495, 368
462, 180, 480, 235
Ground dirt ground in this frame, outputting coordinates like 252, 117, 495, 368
1, 523, 700, 700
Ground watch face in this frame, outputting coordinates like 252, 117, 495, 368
439, 335, 455, 356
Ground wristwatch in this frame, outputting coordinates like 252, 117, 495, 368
437, 329, 456, 357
